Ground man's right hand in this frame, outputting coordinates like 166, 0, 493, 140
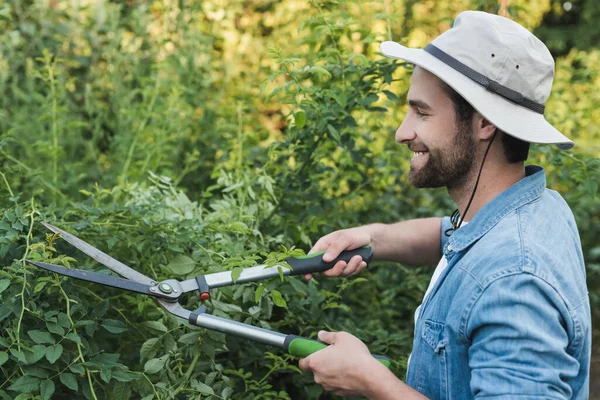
304, 227, 373, 280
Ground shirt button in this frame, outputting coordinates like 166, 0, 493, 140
447, 244, 453, 252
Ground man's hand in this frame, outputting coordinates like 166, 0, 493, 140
298, 330, 383, 397
304, 227, 374, 280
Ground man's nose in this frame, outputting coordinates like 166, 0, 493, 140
395, 117, 416, 144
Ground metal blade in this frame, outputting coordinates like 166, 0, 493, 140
26, 260, 153, 296
42, 222, 154, 285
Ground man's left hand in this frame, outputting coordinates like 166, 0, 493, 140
298, 330, 380, 397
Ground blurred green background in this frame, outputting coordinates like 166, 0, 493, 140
0, 0, 598, 399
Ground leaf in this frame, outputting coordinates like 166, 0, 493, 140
27, 330, 55, 344
166, 255, 195, 275
231, 267, 243, 283
222, 386, 234, 399
101, 319, 128, 334
584, 179, 598, 198
382, 90, 400, 103
144, 355, 169, 374
309, 66, 331, 79
270, 290, 287, 308
327, 124, 340, 142
0, 279, 10, 294
195, 381, 214, 395
140, 338, 160, 361
59, 373, 78, 391
295, 111, 306, 128
69, 364, 85, 374
40, 380, 55, 400
45, 344, 63, 364
9, 349, 26, 363
8, 376, 40, 393
113, 382, 131, 399
25, 345, 47, 364
143, 321, 167, 333
100, 368, 111, 383
255, 284, 266, 303
0, 351, 8, 367
46, 322, 65, 336
178, 332, 201, 345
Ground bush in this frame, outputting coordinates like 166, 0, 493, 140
0, 1, 598, 399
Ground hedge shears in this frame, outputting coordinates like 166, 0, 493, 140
26, 223, 391, 367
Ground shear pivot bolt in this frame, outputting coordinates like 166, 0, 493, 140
158, 283, 173, 294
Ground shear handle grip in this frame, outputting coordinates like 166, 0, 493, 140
283, 335, 391, 368
285, 246, 373, 276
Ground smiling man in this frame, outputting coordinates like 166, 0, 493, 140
299, 11, 591, 400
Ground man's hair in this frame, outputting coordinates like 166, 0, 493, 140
439, 81, 530, 163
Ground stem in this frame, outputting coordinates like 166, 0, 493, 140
172, 350, 201, 396
16, 199, 38, 352
44, 52, 59, 190
122, 75, 162, 180
0, 172, 14, 197
383, 0, 392, 41
58, 284, 98, 400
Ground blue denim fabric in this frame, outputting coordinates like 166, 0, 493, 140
406, 165, 591, 399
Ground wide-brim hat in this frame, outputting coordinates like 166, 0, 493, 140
380, 11, 574, 150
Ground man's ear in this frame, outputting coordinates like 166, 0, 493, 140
474, 113, 497, 141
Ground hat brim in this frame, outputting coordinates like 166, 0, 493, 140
380, 41, 574, 150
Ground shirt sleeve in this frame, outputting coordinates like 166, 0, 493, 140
465, 273, 579, 400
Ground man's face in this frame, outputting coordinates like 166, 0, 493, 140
395, 67, 476, 188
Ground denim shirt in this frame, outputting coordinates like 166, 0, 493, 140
406, 165, 591, 399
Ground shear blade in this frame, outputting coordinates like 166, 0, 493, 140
26, 260, 153, 296
42, 222, 154, 285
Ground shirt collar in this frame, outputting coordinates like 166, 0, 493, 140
446, 165, 546, 253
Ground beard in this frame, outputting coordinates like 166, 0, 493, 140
408, 120, 476, 188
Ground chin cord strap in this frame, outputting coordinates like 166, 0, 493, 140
445, 130, 498, 237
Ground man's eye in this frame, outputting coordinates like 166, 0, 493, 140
415, 109, 428, 117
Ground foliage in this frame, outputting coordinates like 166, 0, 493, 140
0, 0, 598, 399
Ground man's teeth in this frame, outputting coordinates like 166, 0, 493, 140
413, 151, 427, 157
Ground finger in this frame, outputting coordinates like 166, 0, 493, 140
321, 261, 346, 277
322, 240, 353, 262
355, 261, 368, 275
308, 237, 332, 255
304, 273, 312, 281
298, 357, 310, 371
317, 330, 336, 345
341, 255, 362, 277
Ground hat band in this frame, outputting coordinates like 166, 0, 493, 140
424, 44, 545, 114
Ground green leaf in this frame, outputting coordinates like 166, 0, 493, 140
9, 349, 26, 363
382, 90, 400, 103
270, 290, 287, 308
112, 382, 131, 399
101, 319, 128, 334
25, 345, 47, 364
69, 364, 85, 374
295, 111, 306, 128
8, 376, 40, 393
140, 338, 160, 361
100, 368, 111, 383
166, 255, 196, 275
143, 321, 167, 333
178, 332, 201, 345
27, 330, 55, 344
40, 380, 55, 400
0, 279, 10, 294
195, 381, 214, 395
144, 355, 169, 374
309, 66, 331, 79
584, 179, 598, 198
255, 284, 266, 303
59, 373, 78, 391
0, 351, 8, 367
231, 267, 243, 283
327, 124, 340, 142
46, 322, 65, 336
45, 344, 63, 364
